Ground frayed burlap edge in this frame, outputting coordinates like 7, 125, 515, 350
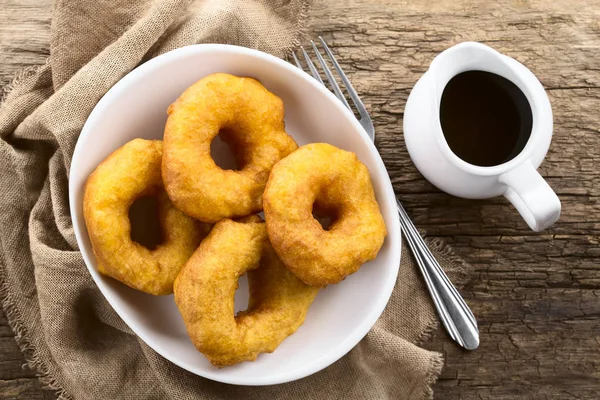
423, 351, 445, 400
0, 264, 69, 399
0, 59, 50, 105
0, 58, 68, 400
288, 0, 311, 52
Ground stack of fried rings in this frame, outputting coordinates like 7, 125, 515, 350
83, 73, 387, 367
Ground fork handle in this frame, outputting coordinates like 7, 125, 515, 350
396, 200, 479, 350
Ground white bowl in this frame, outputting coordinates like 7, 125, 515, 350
69, 44, 401, 386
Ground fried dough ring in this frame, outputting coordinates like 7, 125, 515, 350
264, 143, 387, 287
83, 139, 208, 295
162, 73, 298, 223
174, 216, 318, 367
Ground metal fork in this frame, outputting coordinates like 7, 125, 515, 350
292, 37, 479, 350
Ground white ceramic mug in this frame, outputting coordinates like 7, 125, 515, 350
403, 42, 561, 232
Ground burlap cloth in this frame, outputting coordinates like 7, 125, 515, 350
0, 0, 469, 399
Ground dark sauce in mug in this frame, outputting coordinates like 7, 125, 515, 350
439, 71, 533, 167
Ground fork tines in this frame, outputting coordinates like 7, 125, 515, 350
291, 37, 373, 137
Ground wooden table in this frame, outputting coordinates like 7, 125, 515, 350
2, 0, 599, 398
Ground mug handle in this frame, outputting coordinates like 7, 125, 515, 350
499, 162, 561, 232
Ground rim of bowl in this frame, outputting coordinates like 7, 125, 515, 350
69, 43, 402, 386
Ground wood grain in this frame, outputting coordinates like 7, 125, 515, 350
0, 0, 51, 87
1, 0, 600, 399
